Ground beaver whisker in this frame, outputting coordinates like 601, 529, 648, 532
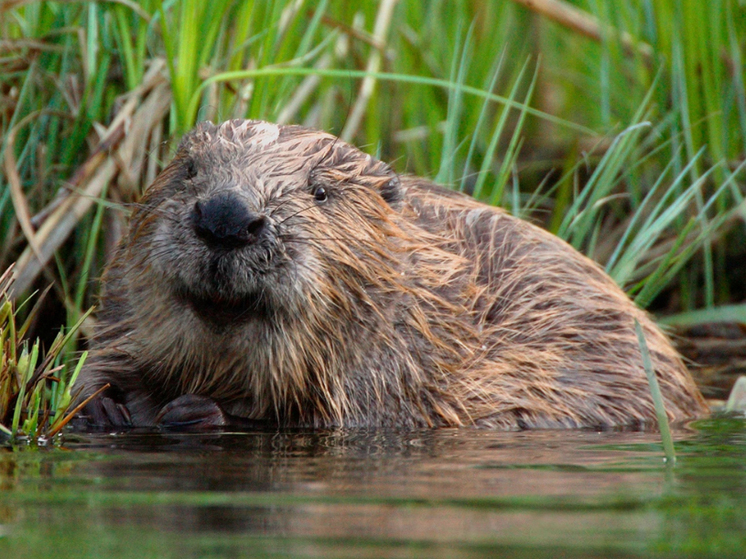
276, 202, 320, 226
140, 248, 182, 265
120, 201, 174, 219
268, 195, 303, 216
277, 235, 355, 243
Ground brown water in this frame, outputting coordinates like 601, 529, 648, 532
1, 418, 745, 558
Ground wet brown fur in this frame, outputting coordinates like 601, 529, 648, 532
77, 119, 708, 429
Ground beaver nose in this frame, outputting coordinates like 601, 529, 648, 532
191, 192, 267, 248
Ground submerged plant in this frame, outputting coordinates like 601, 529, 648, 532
0, 266, 92, 444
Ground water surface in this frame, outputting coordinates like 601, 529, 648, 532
1, 419, 745, 558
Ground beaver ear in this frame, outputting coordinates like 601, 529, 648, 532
378, 175, 403, 206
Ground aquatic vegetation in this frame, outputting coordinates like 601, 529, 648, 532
0, 266, 90, 444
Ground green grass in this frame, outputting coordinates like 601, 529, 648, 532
635, 318, 676, 465
1, 0, 745, 434
0, 266, 89, 443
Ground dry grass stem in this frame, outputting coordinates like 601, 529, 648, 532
511, 0, 653, 60
11, 65, 172, 296
340, 0, 398, 141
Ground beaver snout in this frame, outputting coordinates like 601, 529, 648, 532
191, 191, 267, 249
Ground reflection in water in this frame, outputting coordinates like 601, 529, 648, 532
0, 421, 745, 558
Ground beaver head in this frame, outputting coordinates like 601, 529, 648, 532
111, 119, 462, 420
129, 120, 406, 326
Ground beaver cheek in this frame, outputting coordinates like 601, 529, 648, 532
139, 203, 189, 274
287, 249, 330, 306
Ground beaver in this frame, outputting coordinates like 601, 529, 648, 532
76, 119, 708, 429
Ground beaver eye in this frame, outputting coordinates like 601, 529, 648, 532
312, 185, 328, 203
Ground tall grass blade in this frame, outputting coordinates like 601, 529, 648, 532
635, 319, 676, 465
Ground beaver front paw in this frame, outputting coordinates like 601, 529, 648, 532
155, 394, 230, 429
83, 386, 132, 427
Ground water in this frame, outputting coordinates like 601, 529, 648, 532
1, 418, 745, 558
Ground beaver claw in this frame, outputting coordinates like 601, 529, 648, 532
84, 388, 132, 428
155, 394, 230, 429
